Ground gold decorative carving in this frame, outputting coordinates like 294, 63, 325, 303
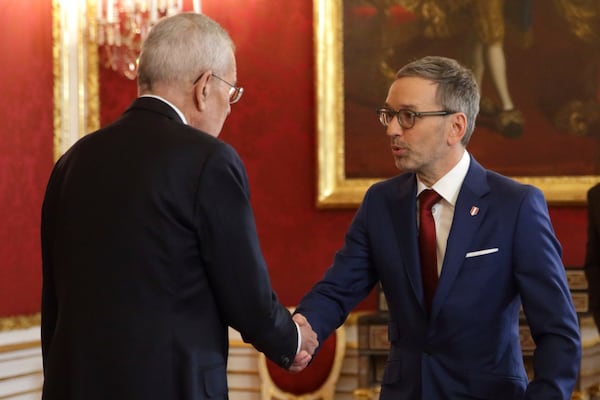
570, 391, 585, 400
0, 314, 41, 356
0, 313, 41, 332
85, 0, 100, 136
353, 386, 381, 400
52, 0, 100, 162
314, 0, 600, 208
52, 0, 61, 161
589, 383, 600, 395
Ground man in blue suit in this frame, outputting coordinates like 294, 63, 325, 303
295, 56, 581, 399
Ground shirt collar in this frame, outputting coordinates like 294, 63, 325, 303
139, 94, 188, 125
417, 150, 470, 206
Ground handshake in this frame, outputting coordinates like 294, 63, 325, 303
289, 313, 319, 373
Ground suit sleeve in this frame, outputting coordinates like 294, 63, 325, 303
194, 144, 298, 369
295, 189, 379, 342
585, 185, 600, 328
40, 162, 62, 368
513, 187, 581, 399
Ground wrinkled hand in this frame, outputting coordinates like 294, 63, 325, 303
288, 313, 318, 373
289, 350, 311, 373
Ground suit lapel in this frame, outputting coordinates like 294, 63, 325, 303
430, 157, 490, 321
386, 175, 425, 312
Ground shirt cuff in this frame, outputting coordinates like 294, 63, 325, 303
294, 321, 302, 354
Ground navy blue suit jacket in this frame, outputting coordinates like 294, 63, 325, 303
296, 155, 581, 399
41, 97, 298, 400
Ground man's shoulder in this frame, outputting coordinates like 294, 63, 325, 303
467, 158, 541, 202
484, 168, 523, 188
477, 168, 549, 211
359, 173, 415, 208
588, 182, 600, 203
369, 173, 414, 192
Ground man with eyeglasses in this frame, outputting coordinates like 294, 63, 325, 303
40, 13, 317, 400
294, 56, 580, 399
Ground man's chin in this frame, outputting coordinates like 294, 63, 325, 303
394, 158, 412, 172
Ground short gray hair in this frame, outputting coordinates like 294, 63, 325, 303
396, 56, 480, 145
137, 13, 234, 91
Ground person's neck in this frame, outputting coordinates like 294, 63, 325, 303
417, 148, 465, 187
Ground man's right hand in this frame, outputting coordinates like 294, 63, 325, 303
288, 313, 318, 373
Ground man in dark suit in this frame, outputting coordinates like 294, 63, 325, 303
295, 56, 581, 399
585, 183, 600, 328
41, 13, 317, 400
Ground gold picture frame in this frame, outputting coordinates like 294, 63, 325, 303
314, 0, 600, 208
52, 0, 99, 161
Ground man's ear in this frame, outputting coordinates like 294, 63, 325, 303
193, 70, 212, 111
448, 112, 467, 145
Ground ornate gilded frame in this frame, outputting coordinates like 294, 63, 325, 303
314, 0, 600, 208
52, 0, 99, 162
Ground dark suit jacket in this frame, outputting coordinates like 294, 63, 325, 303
585, 183, 600, 328
296, 155, 581, 400
41, 97, 298, 400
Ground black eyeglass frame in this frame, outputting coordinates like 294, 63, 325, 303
193, 73, 244, 104
376, 107, 457, 129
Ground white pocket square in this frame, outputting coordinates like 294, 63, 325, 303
465, 248, 499, 258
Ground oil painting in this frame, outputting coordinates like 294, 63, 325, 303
316, 0, 600, 207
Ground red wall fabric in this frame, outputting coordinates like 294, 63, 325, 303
0, 0, 589, 317
0, 1, 53, 316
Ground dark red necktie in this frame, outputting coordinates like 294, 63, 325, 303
419, 189, 441, 313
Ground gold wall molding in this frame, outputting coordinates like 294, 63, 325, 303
0, 313, 40, 332
52, 0, 99, 162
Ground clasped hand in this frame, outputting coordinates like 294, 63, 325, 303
288, 313, 318, 373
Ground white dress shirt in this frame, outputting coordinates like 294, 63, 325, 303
139, 94, 189, 124
417, 150, 470, 276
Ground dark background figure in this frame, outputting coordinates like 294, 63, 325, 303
586, 183, 600, 329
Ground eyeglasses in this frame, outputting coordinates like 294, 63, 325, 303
193, 73, 244, 104
376, 107, 456, 129
211, 74, 244, 104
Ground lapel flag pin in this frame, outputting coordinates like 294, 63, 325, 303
470, 206, 479, 216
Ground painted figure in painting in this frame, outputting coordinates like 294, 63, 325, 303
552, 0, 600, 136
395, 0, 531, 137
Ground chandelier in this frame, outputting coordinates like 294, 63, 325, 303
96, 0, 202, 79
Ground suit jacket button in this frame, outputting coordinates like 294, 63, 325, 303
281, 356, 290, 366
